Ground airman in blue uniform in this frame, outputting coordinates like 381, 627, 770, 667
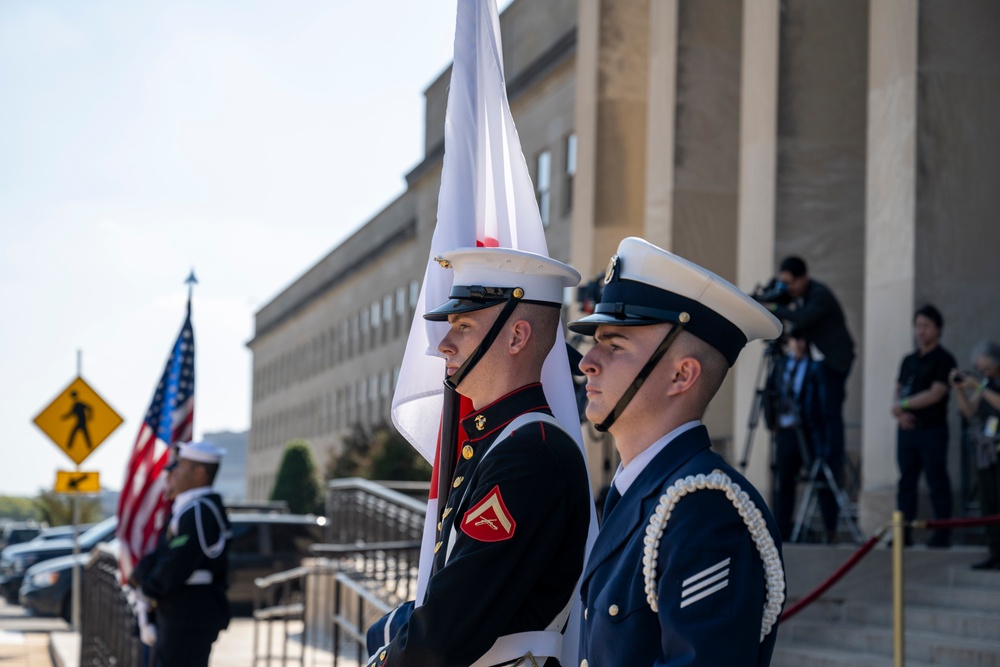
569, 238, 786, 666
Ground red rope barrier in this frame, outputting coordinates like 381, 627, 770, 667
918, 513, 1000, 530
780, 528, 888, 623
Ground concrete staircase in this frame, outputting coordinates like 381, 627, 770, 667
773, 545, 1000, 667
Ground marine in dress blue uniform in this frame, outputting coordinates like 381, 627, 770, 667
569, 238, 786, 667
366, 248, 592, 667
131, 440, 231, 667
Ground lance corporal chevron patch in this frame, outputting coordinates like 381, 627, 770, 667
461, 485, 516, 542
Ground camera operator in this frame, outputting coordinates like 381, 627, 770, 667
951, 340, 1000, 569
759, 256, 855, 536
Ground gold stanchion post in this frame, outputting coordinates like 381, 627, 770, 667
892, 510, 904, 667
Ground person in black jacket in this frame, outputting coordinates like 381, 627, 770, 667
131, 440, 231, 667
768, 256, 855, 535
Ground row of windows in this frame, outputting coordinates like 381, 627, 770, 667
535, 133, 577, 227
254, 280, 419, 399
250, 366, 401, 454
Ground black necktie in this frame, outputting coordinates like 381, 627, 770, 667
603, 484, 622, 520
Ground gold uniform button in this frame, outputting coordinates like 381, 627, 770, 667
434, 541, 443, 553
462, 445, 474, 459
453, 476, 464, 488
583, 608, 588, 620
437, 522, 442, 531
580, 660, 588, 667
442, 507, 452, 519
380, 650, 387, 661
608, 604, 619, 616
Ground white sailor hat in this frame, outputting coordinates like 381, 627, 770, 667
568, 237, 782, 366
175, 439, 226, 465
424, 247, 581, 321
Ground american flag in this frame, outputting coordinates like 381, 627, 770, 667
116, 301, 195, 580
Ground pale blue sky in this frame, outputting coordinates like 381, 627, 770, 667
0, 0, 509, 496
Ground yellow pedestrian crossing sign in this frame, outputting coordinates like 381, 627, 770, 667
33, 376, 123, 465
55, 471, 101, 494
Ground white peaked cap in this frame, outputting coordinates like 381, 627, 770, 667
424, 247, 581, 321
569, 237, 782, 366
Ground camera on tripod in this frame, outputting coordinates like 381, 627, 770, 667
750, 277, 793, 306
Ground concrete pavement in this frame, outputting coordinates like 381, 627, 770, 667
49, 616, 364, 667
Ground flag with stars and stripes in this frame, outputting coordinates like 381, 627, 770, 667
116, 299, 195, 580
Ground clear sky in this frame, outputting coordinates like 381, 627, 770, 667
0, 0, 509, 496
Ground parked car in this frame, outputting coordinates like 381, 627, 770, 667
0, 516, 117, 603
0, 522, 45, 550
19, 540, 116, 621
30, 524, 95, 543
18, 513, 326, 618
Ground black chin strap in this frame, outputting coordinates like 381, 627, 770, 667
595, 320, 688, 433
445, 291, 523, 391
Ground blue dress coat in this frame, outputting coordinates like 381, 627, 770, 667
579, 425, 784, 666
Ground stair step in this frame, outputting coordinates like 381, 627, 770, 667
771, 644, 933, 667
782, 621, 1000, 666
949, 565, 1000, 589
839, 601, 1000, 638
907, 582, 1000, 612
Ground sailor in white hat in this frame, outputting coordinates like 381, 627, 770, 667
131, 440, 231, 667
366, 247, 593, 667
571, 238, 786, 667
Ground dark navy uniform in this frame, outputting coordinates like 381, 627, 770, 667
579, 425, 783, 667
367, 383, 591, 667
133, 489, 231, 667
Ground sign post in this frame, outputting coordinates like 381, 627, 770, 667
33, 370, 122, 631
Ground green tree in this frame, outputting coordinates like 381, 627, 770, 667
33, 491, 103, 526
326, 422, 431, 482
0, 496, 40, 522
270, 440, 324, 515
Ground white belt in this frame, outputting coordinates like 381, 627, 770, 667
185, 569, 213, 585
470, 630, 562, 667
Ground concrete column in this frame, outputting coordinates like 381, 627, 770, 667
570, 0, 601, 281
733, 0, 780, 498
642, 0, 679, 251
860, 0, 918, 533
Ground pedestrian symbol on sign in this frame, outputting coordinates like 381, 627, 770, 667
63, 391, 94, 451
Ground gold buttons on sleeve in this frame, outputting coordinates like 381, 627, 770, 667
608, 604, 619, 616
462, 445, 474, 459
437, 522, 442, 532
442, 507, 452, 519
453, 476, 464, 488
434, 541, 443, 553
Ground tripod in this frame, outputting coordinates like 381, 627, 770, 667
739, 340, 784, 473
790, 438, 864, 543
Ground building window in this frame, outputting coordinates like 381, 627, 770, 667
396, 287, 406, 316
383, 295, 393, 323
380, 370, 391, 398
409, 279, 420, 308
535, 149, 552, 227
371, 301, 381, 330
564, 133, 576, 214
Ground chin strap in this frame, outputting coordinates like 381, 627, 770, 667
445, 289, 524, 391
595, 315, 688, 432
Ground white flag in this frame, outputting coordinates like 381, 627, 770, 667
389, 0, 597, 663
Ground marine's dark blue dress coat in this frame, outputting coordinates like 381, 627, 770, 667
579, 425, 784, 667
367, 384, 591, 667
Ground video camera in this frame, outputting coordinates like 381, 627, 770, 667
750, 277, 792, 306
